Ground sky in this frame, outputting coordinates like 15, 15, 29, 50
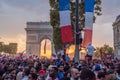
0, 0, 120, 52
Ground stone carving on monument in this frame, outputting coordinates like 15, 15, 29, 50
25, 22, 54, 57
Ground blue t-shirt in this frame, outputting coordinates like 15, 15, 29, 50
87, 45, 95, 56
58, 71, 64, 79
65, 55, 70, 61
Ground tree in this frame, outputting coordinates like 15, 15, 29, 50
94, 47, 100, 57
100, 44, 114, 55
94, 44, 114, 58
0, 42, 17, 54
49, 0, 102, 52
9, 43, 17, 54
0, 42, 4, 53
2, 45, 11, 53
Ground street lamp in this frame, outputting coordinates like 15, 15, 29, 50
74, 0, 81, 63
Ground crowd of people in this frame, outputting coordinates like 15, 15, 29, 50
0, 44, 120, 80
0, 53, 120, 80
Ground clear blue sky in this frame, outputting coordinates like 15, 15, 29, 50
0, 0, 120, 51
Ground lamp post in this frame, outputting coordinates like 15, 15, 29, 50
74, 0, 81, 63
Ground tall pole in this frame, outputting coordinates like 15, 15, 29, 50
74, 0, 80, 63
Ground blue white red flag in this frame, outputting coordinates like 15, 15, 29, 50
52, 53, 58, 60
83, 0, 95, 47
58, 0, 73, 44
29, 52, 33, 59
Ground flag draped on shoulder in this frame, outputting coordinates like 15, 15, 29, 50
58, 0, 73, 44
83, 0, 95, 47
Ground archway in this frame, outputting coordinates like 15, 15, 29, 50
40, 39, 51, 59
25, 22, 53, 57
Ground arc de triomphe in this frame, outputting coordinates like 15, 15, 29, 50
25, 22, 53, 57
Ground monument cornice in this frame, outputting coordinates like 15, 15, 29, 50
25, 28, 52, 31
27, 22, 50, 25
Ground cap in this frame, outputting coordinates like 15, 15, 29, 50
39, 69, 46, 75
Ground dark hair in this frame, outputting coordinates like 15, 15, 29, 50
64, 70, 71, 77
49, 68, 58, 79
97, 72, 106, 79
80, 68, 96, 80
0, 69, 4, 76
115, 63, 120, 74
29, 73, 38, 79
24, 68, 30, 76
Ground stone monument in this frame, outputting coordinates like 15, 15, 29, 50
113, 15, 120, 58
25, 22, 53, 57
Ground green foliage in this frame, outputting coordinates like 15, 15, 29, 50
94, 47, 100, 57
9, 43, 17, 54
0, 42, 17, 54
0, 42, 3, 52
94, 44, 114, 57
3, 45, 11, 53
100, 44, 114, 54
53, 27, 63, 51
49, 0, 59, 27
49, 0, 102, 51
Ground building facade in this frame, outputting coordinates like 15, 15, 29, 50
113, 15, 120, 58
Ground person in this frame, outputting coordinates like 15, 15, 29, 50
10, 69, 17, 80
78, 29, 83, 45
74, 29, 83, 50
57, 64, 64, 80
65, 54, 70, 62
28, 73, 38, 80
38, 69, 46, 80
114, 63, 120, 80
85, 43, 95, 61
70, 68, 80, 80
80, 68, 96, 80
61, 70, 71, 80
106, 70, 117, 80
22, 67, 30, 80
97, 71, 106, 80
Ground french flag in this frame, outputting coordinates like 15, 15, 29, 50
58, 0, 73, 44
50, 53, 58, 62
83, 0, 95, 47
52, 53, 58, 60
29, 52, 33, 59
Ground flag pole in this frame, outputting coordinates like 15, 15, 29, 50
74, 0, 80, 63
